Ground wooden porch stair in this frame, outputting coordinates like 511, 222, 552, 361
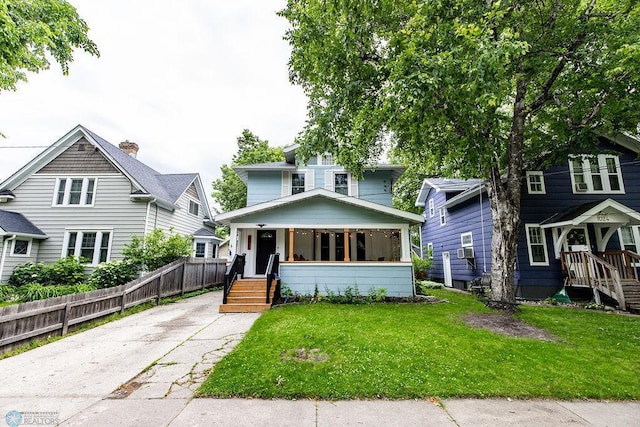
621, 281, 640, 312
219, 279, 276, 313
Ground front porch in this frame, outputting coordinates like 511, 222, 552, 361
561, 250, 640, 311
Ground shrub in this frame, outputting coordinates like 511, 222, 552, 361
89, 260, 137, 288
122, 228, 193, 272
0, 284, 18, 302
18, 283, 97, 302
46, 257, 88, 286
412, 251, 432, 280
8, 261, 46, 287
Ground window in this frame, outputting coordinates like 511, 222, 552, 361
195, 242, 206, 258
334, 173, 349, 195
64, 230, 111, 264
426, 242, 434, 259
619, 226, 639, 252
461, 232, 473, 247
292, 173, 305, 195
189, 200, 199, 216
439, 207, 446, 226
428, 199, 435, 218
526, 171, 546, 194
525, 225, 549, 266
569, 155, 624, 194
11, 239, 30, 256
320, 154, 334, 165
54, 178, 97, 206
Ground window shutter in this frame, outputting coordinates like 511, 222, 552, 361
282, 171, 291, 197
325, 170, 334, 191
306, 170, 315, 191
350, 174, 359, 197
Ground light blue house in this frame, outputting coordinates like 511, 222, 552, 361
215, 146, 424, 298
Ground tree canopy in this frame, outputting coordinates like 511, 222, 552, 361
0, 0, 99, 92
211, 129, 284, 213
280, 0, 640, 303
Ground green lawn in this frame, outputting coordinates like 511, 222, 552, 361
198, 289, 640, 400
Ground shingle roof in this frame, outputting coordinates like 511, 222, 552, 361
0, 210, 47, 237
83, 127, 196, 205
540, 201, 603, 225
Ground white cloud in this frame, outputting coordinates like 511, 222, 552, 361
0, 0, 308, 208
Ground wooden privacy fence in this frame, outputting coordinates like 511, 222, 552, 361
0, 257, 226, 353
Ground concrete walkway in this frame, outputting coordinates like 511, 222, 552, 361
0, 290, 637, 426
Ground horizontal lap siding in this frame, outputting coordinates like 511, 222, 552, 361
360, 170, 393, 206
280, 263, 414, 297
5, 175, 146, 267
0, 240, 41, 282
247, 171, 283, 205
240, 198, 402, 225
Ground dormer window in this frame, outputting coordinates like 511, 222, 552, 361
320, 153, 334, 165
54, 178, 96, 206
569, 155, 624, 194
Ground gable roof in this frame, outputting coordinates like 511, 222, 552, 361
0, 210, 47, 238
0, 125, 213, 219
415, 178, 483, 207
215, 188, 425, 225
540, 199, 640, 228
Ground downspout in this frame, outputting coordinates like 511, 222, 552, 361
144, 198, 157, 236
0, 235, 16, 283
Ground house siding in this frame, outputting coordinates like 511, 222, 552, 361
37, 138, 119, 174
238, 198, 407, 226
247, 171, 283, 206
360, 170, 393, 206
3, 174, 147, 267
279, 263, 414, 297
0, 238, 41, 283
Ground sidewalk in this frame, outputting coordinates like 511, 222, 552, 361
0, 290, 638, 426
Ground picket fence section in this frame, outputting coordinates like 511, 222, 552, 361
0, 257, 226, 353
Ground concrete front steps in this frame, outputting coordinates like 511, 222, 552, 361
219, 278, 277, 313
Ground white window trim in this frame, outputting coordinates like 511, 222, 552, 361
460, 232, 473, 247
428, 199, 435, 218
426, 242, 434, 259
188, 199, 200, 216
439, 207, 446, 226
618, 226, 640, 252
62, 229, 113, 265
11, 238, 32, 257
525, 224, 549, 266
52, 177, 97, 207
194, 240, 208, 258
568, 154, 625, 194
526, 171, 546, 194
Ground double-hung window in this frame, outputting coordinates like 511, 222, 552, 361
439, 207, 446, 226
619, 226, 640, 252
291, 173, 306, 195
54, 178, 97, 206
526, 171, 546, 194
428, 199, 435, 218
64, 230, 111, 264
334, 173, 349, 195
569, 155, 624, 194
189, 200, 199, 216
525, 224, 549, 266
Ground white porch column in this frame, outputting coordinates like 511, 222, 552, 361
400, 225, 411, 262
229, 226, 238, 258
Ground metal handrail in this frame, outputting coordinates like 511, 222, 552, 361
265, 253, 280, 304
223, 253, 245, 304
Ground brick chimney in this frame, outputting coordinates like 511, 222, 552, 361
119, 140, 139, 158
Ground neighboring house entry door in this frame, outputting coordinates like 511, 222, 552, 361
442, 252, 452, 288
256, 229, 276, 275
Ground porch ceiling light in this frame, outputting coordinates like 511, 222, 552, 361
257, 223, 266, 228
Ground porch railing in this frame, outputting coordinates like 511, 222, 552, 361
223, 253, 245, 304
265, 253, 280, 304
560, 251, 626, 310
596, 250, 640, 281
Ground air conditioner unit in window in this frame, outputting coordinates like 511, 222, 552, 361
457, 247, 474, 259
574, 182, 588, 192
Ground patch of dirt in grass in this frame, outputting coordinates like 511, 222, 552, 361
281, 348, 330, 363
462, 313, 557, 342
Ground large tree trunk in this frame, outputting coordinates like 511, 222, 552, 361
484, 78, 528, 306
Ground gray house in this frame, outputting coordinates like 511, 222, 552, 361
0, 125, 220, 282
215, 145, 424, 298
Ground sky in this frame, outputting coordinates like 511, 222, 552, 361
0, 0, 308, 209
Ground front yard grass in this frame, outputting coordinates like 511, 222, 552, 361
198, 289, 640, 400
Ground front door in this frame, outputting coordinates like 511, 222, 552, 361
256, 229, 276, 275
443, 252, 452, 288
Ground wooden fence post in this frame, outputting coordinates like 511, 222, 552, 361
157, 274, 165, 303
120, 288, 127, 314
201, 262, 206, 290
181, 259, 188, 295
61, 302, 71, 335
